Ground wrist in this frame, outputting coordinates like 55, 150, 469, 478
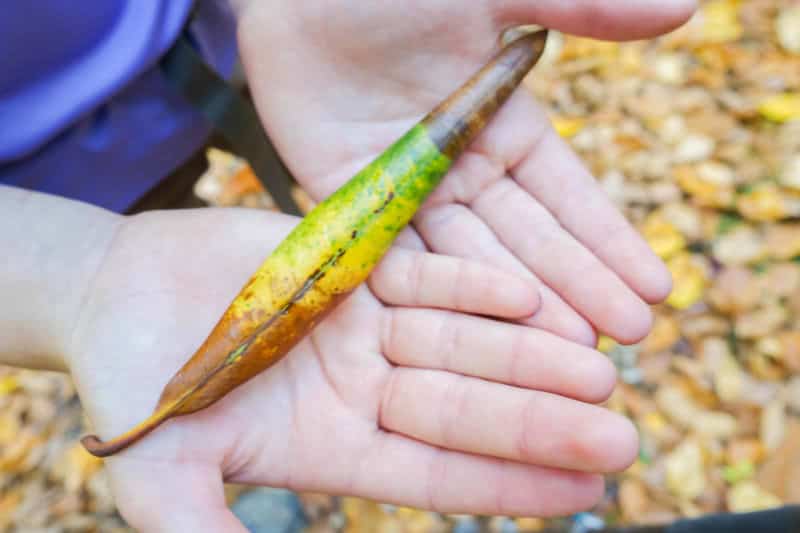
0, 186, 123, 372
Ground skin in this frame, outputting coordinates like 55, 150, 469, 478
0, 1, 697, 530
82, 31, 548, 458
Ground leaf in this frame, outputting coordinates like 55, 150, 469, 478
81, 31, 551, 457
666, 252, 708, 310
758, 93, 800, 123
727, 481, 782, 513
701, 0, 743, 44
550, 116, 585, 138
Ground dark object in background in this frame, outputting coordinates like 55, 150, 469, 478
596, 506, 800, 533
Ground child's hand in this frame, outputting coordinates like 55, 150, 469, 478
235, 0, 694, 346
69, 208, 626, 531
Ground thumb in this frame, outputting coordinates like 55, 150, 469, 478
490, 0, 698, 40
108, 458, 248, 532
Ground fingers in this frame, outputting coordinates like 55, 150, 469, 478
471, 177, 654, 344
509, 102, 673, 304
414, 202, 597, 346
108, 459, 248, 533
369, 247, 540, 319
347, 431, 604, 516
490, 0, 697, 41
380, 368, 638, 473
382, 308, 616, 403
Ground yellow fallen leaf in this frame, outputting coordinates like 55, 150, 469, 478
776, 6, 800, 55
666, 253, 707, 310
0, 376, 18, 396
727, 481, 782, 512
701, 0, 743, 44
737, 186, 793, 222
758, 93, 800, 123
642, 314, 680, 354
666, 439, 706, 500
674, 165, 735, 209
560, 36, 619, 61
641, 214, 687, 260
515, 517, 545, 532
723, 460, 755, 484
597, 335, 617, 354
551, 116, 585, 138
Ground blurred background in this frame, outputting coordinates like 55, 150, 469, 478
1, 0, 799, 531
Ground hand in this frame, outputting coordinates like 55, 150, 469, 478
70, 207, 629, 531
235, 0, 695, 346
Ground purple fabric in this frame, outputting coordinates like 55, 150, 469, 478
0, 0, 238, 212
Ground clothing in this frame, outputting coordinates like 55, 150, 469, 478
0, 0, 237, 213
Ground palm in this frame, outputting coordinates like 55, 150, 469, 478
66, 1, 697, 528
69, 208, 630, 530
239, 0, 689, 346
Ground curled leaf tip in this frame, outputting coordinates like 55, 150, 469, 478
81, 406, 174, 457
80, 435, 113, 457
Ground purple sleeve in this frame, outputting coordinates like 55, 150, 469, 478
0, 0, 238, 212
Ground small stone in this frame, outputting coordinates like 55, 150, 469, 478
232, 489, 308, 533
488, 516, 516, 533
